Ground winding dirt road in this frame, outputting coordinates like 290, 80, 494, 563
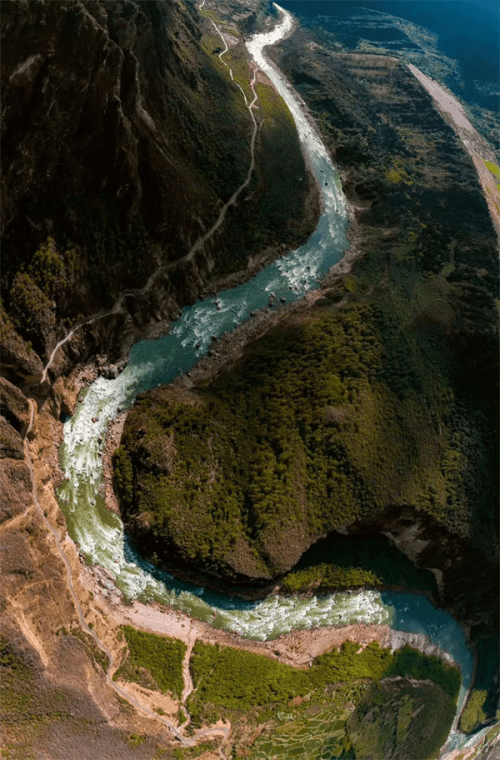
29, 6, 273, 750
24, 398, 230, 748
42, 9, 262, 386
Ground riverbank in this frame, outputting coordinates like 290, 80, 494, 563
30, 387, 467, 683
2, 3, 497, 759
12, 8, 497, 760
14, 397, 464, 760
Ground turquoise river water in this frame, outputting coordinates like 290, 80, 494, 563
57, 5, 480, 752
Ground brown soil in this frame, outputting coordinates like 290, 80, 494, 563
92, 586, 394, 671
0, 416, 173, 759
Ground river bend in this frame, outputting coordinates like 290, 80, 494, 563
57, 5, 474, 751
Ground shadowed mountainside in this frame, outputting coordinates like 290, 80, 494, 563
1, 0, 318, 384
117, 43, 498, 588
1, 1, 499, 755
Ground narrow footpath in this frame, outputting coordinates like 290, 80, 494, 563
26, 9, 265, 750
41, 7, 262, 385
24, 398, 230, 749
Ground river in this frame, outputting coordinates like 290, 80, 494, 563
56, 4, 476, 752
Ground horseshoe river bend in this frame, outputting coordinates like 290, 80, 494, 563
55, 5, 478, 753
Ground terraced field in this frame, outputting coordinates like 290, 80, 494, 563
250, 710, 348, 760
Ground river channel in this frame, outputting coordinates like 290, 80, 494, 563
57, 4, 476, 751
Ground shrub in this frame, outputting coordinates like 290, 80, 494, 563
459, 689, 488, 733
114, 626, 186, 699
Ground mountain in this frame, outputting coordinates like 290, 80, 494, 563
1, 0, 317, 384
118, 16, 498, 600
1, 1, 498, 758
115, 13, 499, 740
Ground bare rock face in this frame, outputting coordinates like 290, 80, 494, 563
0, 459, 32, 523
0, 379, 33, 522
0, 378, 31, 436
0, 418, 25, 460
0, 306, 44, 385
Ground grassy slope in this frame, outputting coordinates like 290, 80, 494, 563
0, 630, 158, 760
187, 640, 459, 760
113, 626, 186, 700
212, 44, 316, 274
109, 627, 460, 759
116, 261, 497, 579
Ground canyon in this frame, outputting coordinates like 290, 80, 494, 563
1, 1, 498, 759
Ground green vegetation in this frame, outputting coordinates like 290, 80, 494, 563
112, 446, 134, 511
69, 628, 109, 672
0, 634, 72, 760
282, 534, 437, 594
188, 640, 459, 718
199, 7, 224, 24
212, 70, 313, 274
188, 640, 459, 760
484, 160, 500, 179
459, 689, 488, 733
248, 705, 354, 760
27, 237, 80, 301
385, 157, 414, 185
8, 271, 54, 352
282, 563, 380, 592
2, 2, 314, 369
346, 680, 456, 760
119, 260, 497, 577
171, 743, 217, 759
113, 626, 185, 699
222, 41, 254, 103
127, 732, 147, 748
189, 641, 308, 717
460, 635, 500, 733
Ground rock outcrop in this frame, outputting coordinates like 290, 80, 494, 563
0, 379, 33, 523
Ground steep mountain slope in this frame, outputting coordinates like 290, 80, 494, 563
1, 1, 499, 756
0, 6, 319, 753
116, 36, 499, 729
1, 0, 317, 384
118, 42, 498, 586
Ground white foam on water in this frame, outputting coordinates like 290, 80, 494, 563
246, 5, 347, 217
56, 17, 477, 747
58, 3, 350, 621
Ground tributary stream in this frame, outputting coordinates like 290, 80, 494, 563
57, 4, 478, 752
